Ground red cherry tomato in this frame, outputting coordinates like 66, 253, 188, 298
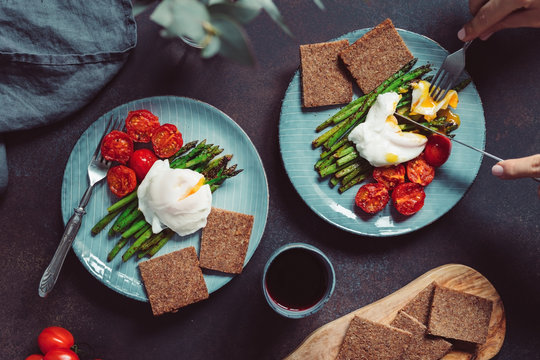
43, 349, 79, 360
424, 134, 452, 167
25, 355, 44, 360
355, 183, 390, 214
372, 164, 406, 190
125, 109, 160, 143
151, 123, 183, 158
107, 165, 137, 197
392, 182, 426, 216
38, 327, 75, 354
406, 156, 435, 186
128, 148, 158, 181
100, 130, 133, 164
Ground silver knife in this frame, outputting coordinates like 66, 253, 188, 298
394, 112, 540, 183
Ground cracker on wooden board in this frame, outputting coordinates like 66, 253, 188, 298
427, 284, 493, 344
139, 246, 209, 316
339, 18, 414, 93
199, 207, 254, 274
300, 39, 352, 107
390, 310, 453, 360
335, 316, 412, 360
401, 282, 436, 325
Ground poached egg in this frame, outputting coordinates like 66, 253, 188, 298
137, 159, 212, 236
348, 92, 427, 167
409, 80, 458, 121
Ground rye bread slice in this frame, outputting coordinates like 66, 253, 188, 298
400, 282, 436, 325
139, 246, 209, 316
427, 284, 493, 344
336, 316, 412, 360
300, 39, 352, 107
199, 207, 254, 274
391, 310, 453, 360
339, 18, 414, 93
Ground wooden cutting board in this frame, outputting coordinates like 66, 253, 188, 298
284, 264, 506, 360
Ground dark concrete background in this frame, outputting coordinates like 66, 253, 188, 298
1, 1, 539, 359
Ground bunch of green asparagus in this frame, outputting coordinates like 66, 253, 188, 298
91, 139, 242, 262
312, 59, 471, 194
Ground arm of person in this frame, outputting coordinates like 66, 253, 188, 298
492, 154, 540, 197
458, 0, 540, 41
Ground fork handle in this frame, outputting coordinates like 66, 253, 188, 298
38, 186, 94, 297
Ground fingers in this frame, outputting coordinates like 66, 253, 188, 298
469, 0, 490, 15
491, 154, 540, 180
458, 0, 527, 41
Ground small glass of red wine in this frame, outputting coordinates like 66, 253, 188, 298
262, 243, 335, 319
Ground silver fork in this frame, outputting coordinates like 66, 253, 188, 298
38, 116, 122, 298
429, 40, 473, 102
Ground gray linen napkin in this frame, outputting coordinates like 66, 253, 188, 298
0, 0, 137, 194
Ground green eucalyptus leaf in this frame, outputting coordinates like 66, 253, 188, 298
201, 35, 221, 58
312, 0, 325, 10
151, 0, 210, 44
132, 0, 159, 17
210, 14, 254, 65
209, 2, 261, 24
249, 0, 292, 37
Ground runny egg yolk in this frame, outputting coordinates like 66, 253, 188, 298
410, 80, 458, 121
179, 176, 206, 201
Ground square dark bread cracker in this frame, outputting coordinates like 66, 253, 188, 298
139, 246, 209, 316
401, 282, 436, 325
391, 310, 453, 360
300, 39, 352, 107
336, 316, 412, 360
427, 284, 493, 344
339, 18, 414, 93
199, 207, 254, 274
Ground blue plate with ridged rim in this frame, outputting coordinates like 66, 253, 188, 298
62, 96, 269, 301
279, 29, 485, 237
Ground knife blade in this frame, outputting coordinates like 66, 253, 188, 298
393, 112, 503, 162
394, 112, 540, 183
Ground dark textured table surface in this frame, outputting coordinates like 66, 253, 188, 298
2, 1, 539, 359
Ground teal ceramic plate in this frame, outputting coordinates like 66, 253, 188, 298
62, 96, 269, 301
279, 29, 485, 237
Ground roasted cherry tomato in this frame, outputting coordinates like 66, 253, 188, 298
107, 165, 137, 197
128, 148, 158, 181
151, 123, 183, 158
25, 355, 44, 360
43, 349, 79, 360
407, 156, 435, 186
392, 182, 426, 216
38, 327, 75, 354
125, 109, 160, 142
372, 164, 406, 190
355, 183, 390, 214
100, 130, 133, 164
424, 134, 452, 167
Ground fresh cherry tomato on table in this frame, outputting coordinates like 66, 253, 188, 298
125, 109, 160, 142
107, 165, 137, 197
355, 183, 390, 214
151, 123, 183, 158
372, 164, 406, 190
43, 349, 79, 360
424, 134, 452, 167
25, 355, 44, 360
392, 182, 426, 216
128, 148, 158, 181
38, 326, 75, 354
406, 156, 435, 186
100, 130, 133, 164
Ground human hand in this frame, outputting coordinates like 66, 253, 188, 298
458, 0, 540, 41
491, 154, 540, 198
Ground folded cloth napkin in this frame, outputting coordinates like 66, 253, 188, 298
0, 0, 137, 194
